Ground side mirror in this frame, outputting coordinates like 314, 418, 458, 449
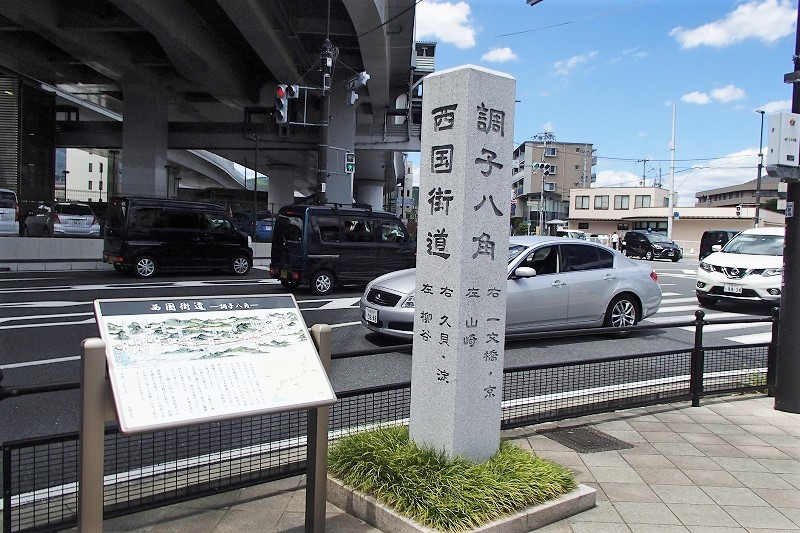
711, 244, 722, 252
513, 266, 537, 279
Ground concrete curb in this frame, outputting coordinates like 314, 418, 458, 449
327, 476, 596, 532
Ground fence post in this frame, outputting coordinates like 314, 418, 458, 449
690, 310, 705, 407
306, 324, 332, 533
78, 338, 107, 532
767, 306, 780, 397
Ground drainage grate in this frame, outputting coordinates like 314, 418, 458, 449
539, 425, 634, 453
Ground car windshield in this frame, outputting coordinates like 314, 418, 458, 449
58, 204, 93, 216
721, 234, 784, 256
647, 233, 672, 243
509, 244, 528, 263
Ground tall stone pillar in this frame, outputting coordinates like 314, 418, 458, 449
409, 65, 515, 462
121, 82, 169, 197
266, 171, 297, 212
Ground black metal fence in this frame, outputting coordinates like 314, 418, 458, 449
1, 310, 778, 533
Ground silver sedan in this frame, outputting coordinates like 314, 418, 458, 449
360, 236, 662, 340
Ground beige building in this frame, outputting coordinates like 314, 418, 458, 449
566, 185, 784, 255
695, 176, 784, 208
511, 136, 596, 233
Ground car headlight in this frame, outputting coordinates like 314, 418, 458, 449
401, 294, 415, 308
762, 268, 783, 277
652, 244, 663, 250
699, 262, 712, 272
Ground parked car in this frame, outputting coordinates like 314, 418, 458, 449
0, 188, 19, 235
698, 229, 739, 261
103, 197, 253, 278
254, 213, 275, 242
23, 201, 101, 238
696, 227, 784, 307
269, 204, 415, 295
555, 229, 586, 239
360, 236, 662, 340
622, 230, 682, 262
232, 211, 257, 235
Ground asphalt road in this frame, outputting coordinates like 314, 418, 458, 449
0, 259, 774, 447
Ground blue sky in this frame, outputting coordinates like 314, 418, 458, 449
411, 0, 796, 206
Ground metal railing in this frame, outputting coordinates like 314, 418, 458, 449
1, 309, 779, 533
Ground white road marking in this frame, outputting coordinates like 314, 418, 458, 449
726, 332, 772, 344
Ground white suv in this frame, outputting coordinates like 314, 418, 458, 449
696, 227, 784, 307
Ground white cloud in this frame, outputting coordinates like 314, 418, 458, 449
710, 85, 746, 103
675, 149, 758, 206
681, 91, 711, 105
670, 0, 795, 48
681, 84, 745, 105
553, 51, 598, 75
481, 47, 517, 62
759, 99, 792, 114
415, 1, 476, 49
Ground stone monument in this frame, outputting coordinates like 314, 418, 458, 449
409, 65, 515, 462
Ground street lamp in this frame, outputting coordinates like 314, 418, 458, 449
62, 170, 70, 201
531, 132, 555, 235
754, 110, 765, 228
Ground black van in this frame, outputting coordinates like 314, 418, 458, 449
622, 230, 682, 262
699, 230, 739, 260
103, 197, 253, 278
269, 204, 415, 295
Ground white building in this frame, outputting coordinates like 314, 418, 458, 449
566, 185, 784, 254
63, 149, 109, 202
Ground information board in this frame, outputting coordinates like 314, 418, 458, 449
94, 294, 337, 434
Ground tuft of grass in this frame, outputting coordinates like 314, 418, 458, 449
328, 426, 576, 532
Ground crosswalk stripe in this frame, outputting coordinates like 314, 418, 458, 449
644, 310, 754, 324
680, 322, 771, 333
661, 297, 703, 305
660, 292, 681, 297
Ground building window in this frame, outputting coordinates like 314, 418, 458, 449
594, 195, 609, 210
575, 196, 590, 209
578, 222, 589, 229
617, 223, 629, 231
548, 165, 558, 175
614, 195, 629, 210
88, 181, 93, 191
634, 195, 651, 208
544, 147, 557, 157
663, 198, 670, 207
574, 164, 579, 170
88, 163, 93, 172
99, 181, 103, 191
99, 162, 103, 174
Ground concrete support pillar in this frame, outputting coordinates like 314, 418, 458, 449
355, 183, 384, 209
323, 93, 357, 205
121, 82, 170, 197
267, 172, 296, 212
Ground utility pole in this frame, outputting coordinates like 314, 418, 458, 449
755, 109, 766, 228
638, 158, 648, 187
775, 4, 800, 414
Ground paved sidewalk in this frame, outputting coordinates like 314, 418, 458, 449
72, 394, 800, 532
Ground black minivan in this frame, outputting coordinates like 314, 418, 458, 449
269, 204, 415, 295
103, 197, 253, 278
698, 230, 739, 260
622, 230, 682, 262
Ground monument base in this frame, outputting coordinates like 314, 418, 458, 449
327, 476, 596, 533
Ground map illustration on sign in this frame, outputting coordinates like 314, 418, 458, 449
94, 294, 336, 434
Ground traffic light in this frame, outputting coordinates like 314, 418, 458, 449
286, 85, 300, 99
532, 162, 551, 175
345, 152, 356, 175
275, 84, 288, 124
735, 205, 742, 217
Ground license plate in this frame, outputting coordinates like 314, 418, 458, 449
280, 270, 288, 279
724, 283, 742, 294
364, 307, 378, 324
666, 250, 674, 256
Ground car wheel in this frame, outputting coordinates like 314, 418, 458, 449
604, 294, 640, 333
311, 270, 335, 296
644, 250, 654, 261
230, 254, 252, 275
133, 256, 157, 278
697, 294, 717, 308
280, 278, 300, 289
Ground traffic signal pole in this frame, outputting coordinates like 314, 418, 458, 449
317, 39, 333, 205
774, 4, 800, 414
